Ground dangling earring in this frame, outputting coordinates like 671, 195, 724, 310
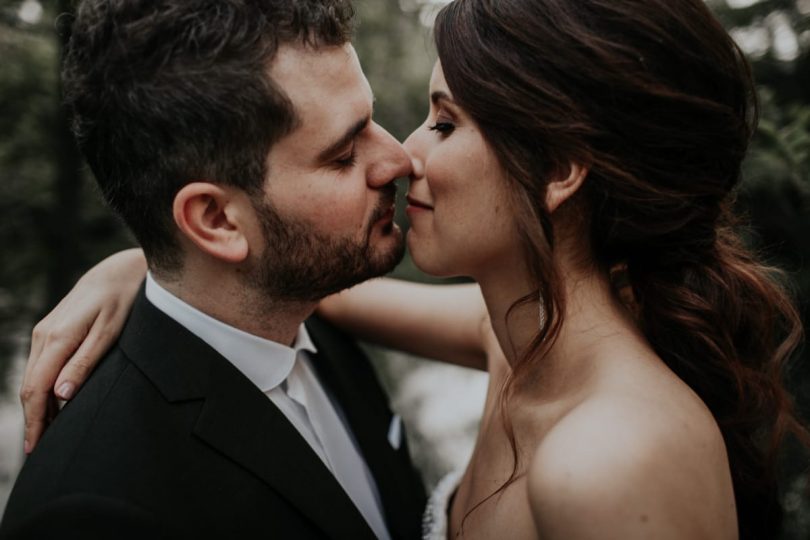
538, 293, 547, 329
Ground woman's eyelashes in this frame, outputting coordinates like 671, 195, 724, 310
428, 117, 456, 135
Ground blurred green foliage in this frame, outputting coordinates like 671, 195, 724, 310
0, 0, 132, 390
0, 0, 808, 536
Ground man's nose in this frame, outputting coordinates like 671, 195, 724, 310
367, 122, 413, 188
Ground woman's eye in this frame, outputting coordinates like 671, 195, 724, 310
428, 122, 455, 135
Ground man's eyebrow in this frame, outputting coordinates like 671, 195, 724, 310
317, 116, 370, 162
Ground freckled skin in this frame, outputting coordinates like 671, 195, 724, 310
400, 61, 738, 540
403, 63, 522, 279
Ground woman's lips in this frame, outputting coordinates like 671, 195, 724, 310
406, 195, 433, 211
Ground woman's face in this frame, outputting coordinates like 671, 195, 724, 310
403, 62, 520, 279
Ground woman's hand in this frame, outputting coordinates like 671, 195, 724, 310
20, 248, 147, 454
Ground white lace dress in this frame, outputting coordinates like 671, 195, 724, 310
421, 470, 464, 540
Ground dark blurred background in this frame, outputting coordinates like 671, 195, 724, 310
0, 0, 808, 536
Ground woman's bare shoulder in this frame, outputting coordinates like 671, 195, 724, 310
526, 387, 736, 539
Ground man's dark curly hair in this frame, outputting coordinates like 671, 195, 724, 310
62, 0, 355, 272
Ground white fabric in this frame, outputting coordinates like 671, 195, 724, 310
145, 274, 391, 540
285, 356, 391, 540
422, 470, 463, 540
387, 414, 403, 450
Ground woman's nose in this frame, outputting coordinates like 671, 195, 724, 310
403, 127, 425, 179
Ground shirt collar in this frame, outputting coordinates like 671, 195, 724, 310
144, 273, 317, 393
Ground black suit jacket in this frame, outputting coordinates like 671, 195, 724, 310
0, 288, 426, 539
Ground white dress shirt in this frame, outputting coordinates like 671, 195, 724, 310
145, 274, 391, 540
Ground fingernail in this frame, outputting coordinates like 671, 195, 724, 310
57, 382, 75, 400
24, 440, 31, 454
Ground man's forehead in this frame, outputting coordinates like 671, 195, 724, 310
273, 43, 371, 113
268, 42, 373, 155
270, 42, 364, 93
274, 41, 349, 66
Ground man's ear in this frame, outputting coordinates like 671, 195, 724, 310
172, 182, 250, 263
545, 163, 588, 214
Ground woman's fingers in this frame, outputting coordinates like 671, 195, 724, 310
21, 323, 84, 453
53, 310, 120, 400
19, 248, 148, 454
20, 304, 98, 453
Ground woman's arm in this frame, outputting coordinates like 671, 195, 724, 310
318, 278, 489, 370
21, 248, 146, 453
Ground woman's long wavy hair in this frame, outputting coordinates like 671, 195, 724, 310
434, 0, 809, 537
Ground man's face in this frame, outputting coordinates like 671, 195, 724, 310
243, 43, 412, 302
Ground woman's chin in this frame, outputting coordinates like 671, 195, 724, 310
407, 245, 456, 278
405, 236, 436, 275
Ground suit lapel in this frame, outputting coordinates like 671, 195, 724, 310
305, 317, 426, 540
191, 357, 377, 540
119, 288, 377, 540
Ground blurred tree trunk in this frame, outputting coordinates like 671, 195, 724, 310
44, 0, 81, 311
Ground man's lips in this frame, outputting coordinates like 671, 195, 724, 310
371, 195, 397, 223
406, 195, 433, 211
377, 205, 395, 222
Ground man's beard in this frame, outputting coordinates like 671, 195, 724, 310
243, 185, 404, 303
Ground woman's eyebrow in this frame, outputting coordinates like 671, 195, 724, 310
431, 90, 455, 106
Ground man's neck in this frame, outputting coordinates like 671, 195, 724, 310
154, 274, 317, 347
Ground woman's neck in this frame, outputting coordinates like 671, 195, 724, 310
476, 254, 643, 398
